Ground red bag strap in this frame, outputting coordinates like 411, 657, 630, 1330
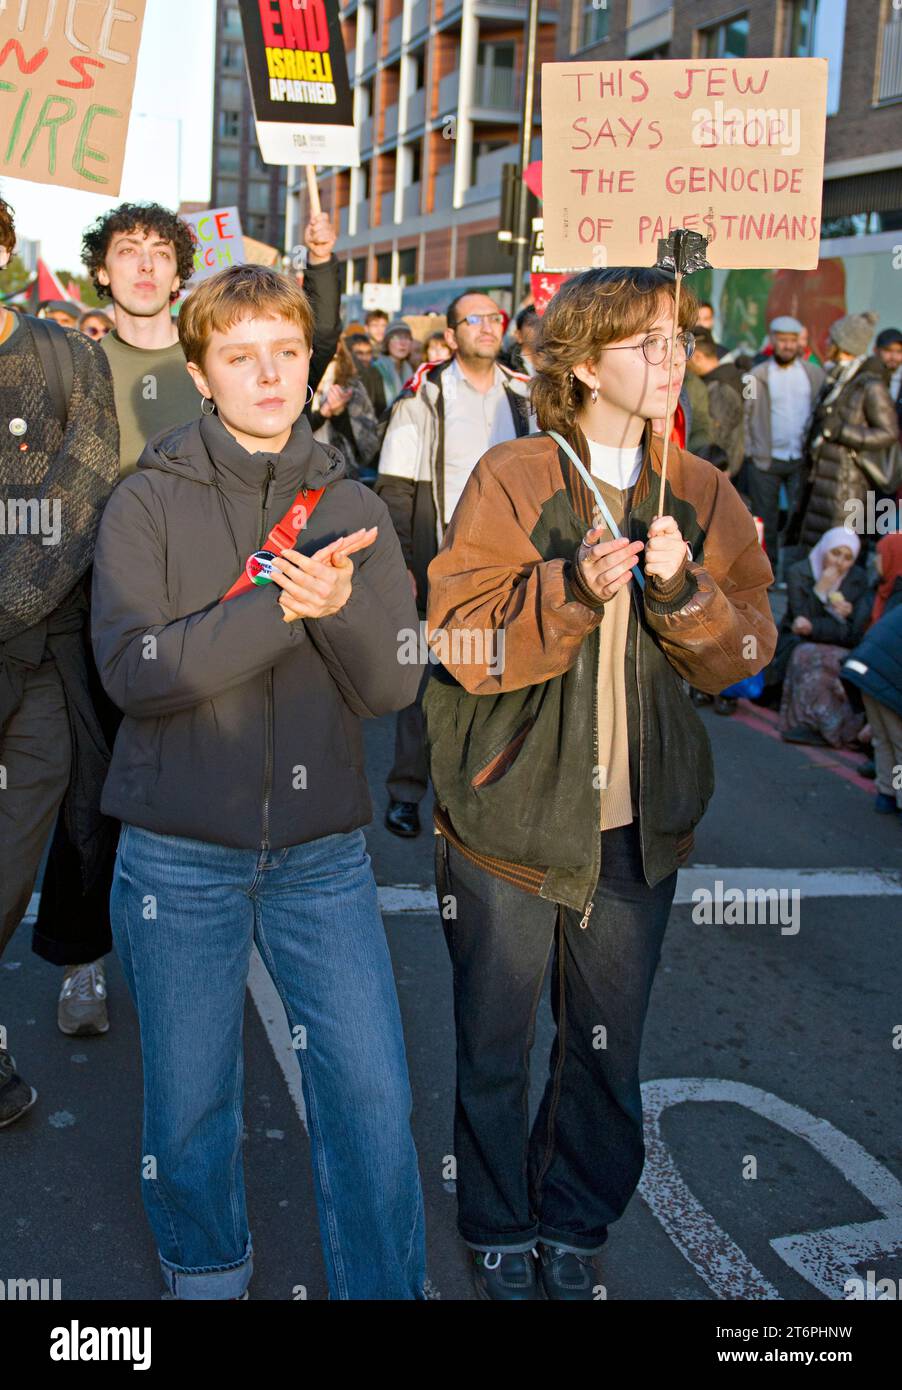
221, 485, 326, 603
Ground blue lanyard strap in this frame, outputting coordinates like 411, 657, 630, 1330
548, 429, 645, 592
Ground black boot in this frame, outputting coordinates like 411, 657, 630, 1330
0, 1049, 37, 1129
385, 799, 421, 837
472, 1249, 541, 1300
536, 1243, 599, 1300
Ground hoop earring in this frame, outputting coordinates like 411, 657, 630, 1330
591, 386, 598, 404
305, 384, 314, 406
200, 396, 216, 416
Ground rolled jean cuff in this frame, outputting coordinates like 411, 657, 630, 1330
538, 1226, 608, 1257
462, 1234, 538, 1256
160, 1235, 253, 1300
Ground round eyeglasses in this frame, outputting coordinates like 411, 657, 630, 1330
602, 331, 696, 366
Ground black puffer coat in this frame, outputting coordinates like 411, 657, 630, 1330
791, 356, 898, 548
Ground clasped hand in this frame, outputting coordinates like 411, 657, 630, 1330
270, 528, 377, 621
577, 515, 686, 602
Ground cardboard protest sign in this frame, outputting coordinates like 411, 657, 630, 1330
182, 207, 246, 281
362, 282, 401, 314
242, 233, 281, 267
238, 0, 357, 168
541, 59, 827, 271
529, 218, 567, 315
0, 0, 146, 195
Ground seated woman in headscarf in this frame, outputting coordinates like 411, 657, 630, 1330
770, 527, 873, 747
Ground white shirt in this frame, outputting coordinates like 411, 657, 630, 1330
768, 358, 812, 460
442, 356, 518, 521
586, 438, 643, 491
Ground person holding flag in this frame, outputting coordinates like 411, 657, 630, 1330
90, 263, 425, 1300
423, 266, 777, 1300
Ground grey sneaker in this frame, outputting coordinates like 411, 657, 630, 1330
58, 961, 109, 1036
0, 1048, 38, 1128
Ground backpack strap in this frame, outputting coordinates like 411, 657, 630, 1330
26, 315, 75, 429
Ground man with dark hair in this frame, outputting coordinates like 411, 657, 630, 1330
688, 328, 745, 476
875, 327, 902, 436
501, 305, 539, 377
695, 301, 727, 358
32, 202, 345, 1035
345, 331, 386, 414
365, 307, 389, 354
376, 290, 532, 837
0, 196, 119, 1125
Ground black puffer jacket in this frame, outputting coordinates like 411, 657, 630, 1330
91, 411, 420, 850
792, 356, 898, 548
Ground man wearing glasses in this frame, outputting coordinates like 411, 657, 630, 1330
376, 290, 534, 838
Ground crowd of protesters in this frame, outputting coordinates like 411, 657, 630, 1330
1, 191, 900, 1302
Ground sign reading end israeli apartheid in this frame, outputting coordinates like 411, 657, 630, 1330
181, 207, 246, 282
238, 0, 357, 168
0, 0, 147, 195
541, 58, 827, 272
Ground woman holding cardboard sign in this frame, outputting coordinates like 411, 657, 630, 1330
423, 266, 777, 1300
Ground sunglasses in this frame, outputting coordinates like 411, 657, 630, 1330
82, 322, 111, 339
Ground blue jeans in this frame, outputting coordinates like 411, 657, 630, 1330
111, 824, 425, 1300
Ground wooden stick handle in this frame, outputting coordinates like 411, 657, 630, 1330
305, 165, 321, 219
656, 270, 683, 518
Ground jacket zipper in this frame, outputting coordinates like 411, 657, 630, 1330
579, 623, 603, 929
260, 461, 277, 852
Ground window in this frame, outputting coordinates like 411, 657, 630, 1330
410, 46, 426, 92
222, 40, 242, 70
879, 2, 902, 102
246, 180, 271, 214
217, 178, 240, 207
218, 145, 240, 174
375, 251, 393, 281
223, 5, 242, 37
352, 255, 368, 291
218, 77, 245, 110
398, 247, 417, 286
782, 0, 817, 56
700, 14, 749, 58
219, 109, 240, 140
245, 213, 267, 239
407, 141, 422, 185
579, 1, 610, 50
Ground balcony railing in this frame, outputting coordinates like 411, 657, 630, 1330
879, 18, 902, 101
380, 188, 397, 223
409, 0, 430, 39
438, 70, 459, 113
387, 12, 403, 55
361, 31, 377, 70
339, 205, 349, 236
384, 102, 399, 140
473, 64, 519, 110
432, 167, 454, 209
359, 114, 374, 150
347, 50, 356, 83
405, 85, 427, 128
463, 141, 517, 205
353, 198, 370, 229
401, 181, 422, 218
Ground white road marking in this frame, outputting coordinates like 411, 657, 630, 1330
638, 1078, 902, 1301
246, 947, 308, 1133
24, 867, 902, 930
